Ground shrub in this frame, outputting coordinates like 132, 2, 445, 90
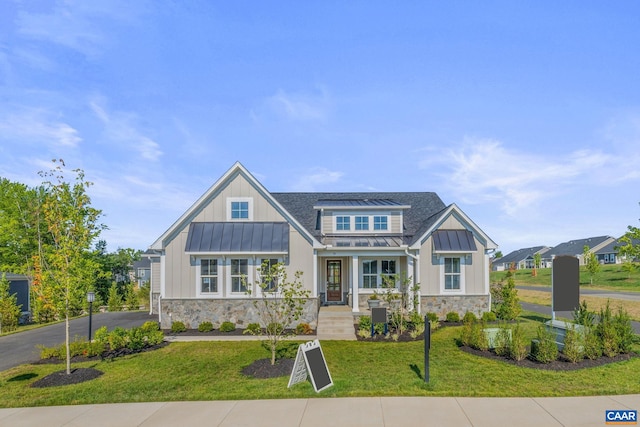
108, 327, 129, 350
494, 323, 511, 357
170, 321, 187, 334
198, 321, 214, 332
462, 311, 477, 324
597, 302, 619, 357
469, 321, 489, 351
459, 320, 473, 346
482, 311, 497, 322
445, 312, 460, 322
127, 327, 147, 351
583, 326, 602, 360
295, 323, 313, 335
140, 321, 160, 333
562, 323, 583, 363
219, 321, 236, 332
358, 315, 372, 330
244, 323, 262, 335
509, 321, 528, 361
426, 312, 438, 323
409, 310, 424, 327
107, 282, 122, 312
532, 325, 558, 364
495, 275, 521, 320
94, 325, 109, 344
573, 300, 596, 327
614, 306, 634, 354
409, 322, 425, 339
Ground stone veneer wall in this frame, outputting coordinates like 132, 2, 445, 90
420, 295, 490, 319
160, 298, 320, 330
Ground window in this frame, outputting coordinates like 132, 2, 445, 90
200, 259, 218, 293
231, 201, 249, 219
444, 257, 461, 290
227, 198, 253, 220
381, 259, 396, 286
231, 259, 248, 292
336, 216, 350, 231
355, 216, 369, 230
373, 216, 388, 230
362, 260, 377, 288
260, 258, 279, 291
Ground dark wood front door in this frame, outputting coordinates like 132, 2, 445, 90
326, 260, 342, 302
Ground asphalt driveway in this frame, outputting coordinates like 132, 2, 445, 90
0, 311, 155, 372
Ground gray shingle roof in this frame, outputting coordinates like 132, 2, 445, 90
542, 236, 612, 259
271, 192, 447, 246
494, 246, 549, 265
595, 237, 640, 255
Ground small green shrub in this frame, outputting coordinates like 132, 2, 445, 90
509, 321, 528, 361
244, 323, 262, 335
462, 311, 477, 324
358, 316, 372, 330
597, 302, 619, 357
573, 300, 596, 327
614, 306, 634, 354
108, 327, 129, 350
295, 323, 313, 335
494, 323, 511, 357
127, 327, 147, 351
409, 310, 424, 326
170, 321, 187, 334
469, 321, 489, 351
445, 312, 460, 322
409, 322, 425, 339
426, 312, 438, 323
94, 325, 109, 344
482, 311, 497, 322
562, 323, 583, 363
459, 320, 473, 346
198, 321, 214, 332
141, 321, 160, 333
583, 326, 602, 360
532, 325, 558, 364
219, 321, 236, 333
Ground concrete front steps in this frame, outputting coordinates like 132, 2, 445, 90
316, 305, 357, 340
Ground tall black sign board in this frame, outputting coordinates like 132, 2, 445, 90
552, 255, 580, 312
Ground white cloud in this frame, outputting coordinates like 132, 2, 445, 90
90, 98, 163, 161
0, 108, 82, 148
254, 88, 331, 122
291, 167, 344, 191
420, 138, 614, 217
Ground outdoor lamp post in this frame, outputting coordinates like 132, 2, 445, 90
87, 291, 95, 341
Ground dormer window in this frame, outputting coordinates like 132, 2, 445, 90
373, 216, 388, 230
336, 216, 350, 230
355, 216, 369, 230
227, 197, 253, 221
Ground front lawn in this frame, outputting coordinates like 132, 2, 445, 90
1, 315, 638, 408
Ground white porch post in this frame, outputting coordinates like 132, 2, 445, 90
352, 255, 359, 312
312, 250, 318, 298
407, 255, 415, 311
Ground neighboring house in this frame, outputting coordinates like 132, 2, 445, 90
540, 236, 615, 268
132, 257, 151, 287
492, 246, 550, 271
1, 273, 30, 315
148, 162, 498, 329
595, 237, 640, 264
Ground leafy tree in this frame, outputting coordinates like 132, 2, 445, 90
532, 252, 542, 277
0, 274, 22, 334
380, 273, 418, 336
617, 225, 640, 279
124, 283, 140, 311
245, 261, 310, 365
494, 251, 503, 259
36, 160, 104, 374
583, 245, 600, 285
107, 282, 123, 311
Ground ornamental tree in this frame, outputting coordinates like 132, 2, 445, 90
245, 261, 310, 365
0, 274, 22, 334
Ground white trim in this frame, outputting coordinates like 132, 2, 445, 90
358, 257, 401, 290
226, 257, 253, 297
195, 257, 222, 298
351, 255, 359, 312
312, 250, 318, 298
226, 197, 254, 221
160, 254, 166, 298
332, 212, 392, 234
439, 255, 466, 294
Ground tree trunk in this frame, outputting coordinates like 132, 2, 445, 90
65, 312, 71, 375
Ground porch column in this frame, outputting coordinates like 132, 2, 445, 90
407, 255, 415, 311
352, 255, 359, 312
312, 250, 318, 298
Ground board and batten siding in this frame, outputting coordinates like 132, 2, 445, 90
161, 172, 315, 299
419, 214, 488, 296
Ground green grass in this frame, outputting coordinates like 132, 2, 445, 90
490, 264, 640, 291
1, 315, 638, 408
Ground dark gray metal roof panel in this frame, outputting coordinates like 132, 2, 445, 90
432, 230, 477, 252
185, 222, 289, 253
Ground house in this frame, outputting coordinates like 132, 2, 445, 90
147, 162, 498, 329
492, 246, 550, 271
595, 236, 640, 264
540, 236, 615, 268
1, 272, 30, 316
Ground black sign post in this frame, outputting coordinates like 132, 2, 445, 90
552, 255, 580, 320
424, 316, 430, 383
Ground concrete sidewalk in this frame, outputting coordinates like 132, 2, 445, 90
0, 395, 637, 427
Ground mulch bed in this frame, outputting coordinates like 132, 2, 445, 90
241, 358, 295, 379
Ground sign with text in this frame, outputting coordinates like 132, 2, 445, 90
287, 340, 333, 393
552, 255, 580, 312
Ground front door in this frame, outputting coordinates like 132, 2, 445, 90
326, 260, 342, 302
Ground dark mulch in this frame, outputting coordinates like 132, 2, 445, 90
241, 358, 295, 379
33, 341, 170, 366
459, 345, 638, 371
30, 368, 104, 388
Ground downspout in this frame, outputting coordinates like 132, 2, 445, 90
404, 248, 420, 312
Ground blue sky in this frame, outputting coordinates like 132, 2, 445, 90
1, 1, 639, 255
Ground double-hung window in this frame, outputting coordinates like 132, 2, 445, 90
381, 259, 396, 286
355, 216, 369, 230
231, 259, 248, 293
444, 257, 461, 290
336, 216, 350, 231
362, 260, 378, 288
200, 259, 218, 293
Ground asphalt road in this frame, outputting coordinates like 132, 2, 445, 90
0, 311, 155, 372
517, 285, 640, 301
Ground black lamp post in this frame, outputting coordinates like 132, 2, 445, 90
87, 291, 95, 341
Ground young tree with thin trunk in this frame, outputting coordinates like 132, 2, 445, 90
583, 245, 600, 285
38, 160, 104, 374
